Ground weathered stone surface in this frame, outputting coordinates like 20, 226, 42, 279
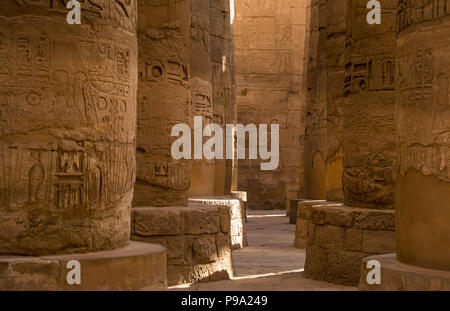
0, 0, 137, 256
313, 225, 344, 249
326, 250, 367, 286
193, 237, 218, 263
362, 230, 396, 254
354, 210, 395, 231
182, 208, 220, 235
132, 208, 182, 236
304, 246, 328, 280
343, 228, 363, 252
322, 205, 354, 227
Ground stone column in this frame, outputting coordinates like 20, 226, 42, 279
343, 0, 397, 210
0, 0, 167, 291
304, 0, 327, 200
189, 0, 215, 197
302, 0, 397, 286
303, 0, 345, 202
395, 0, 450, 272
360, 5, 450, 290
210, 0, 235, 196
131, 0, 234, 286
133, 0, 192, 207
0, 0, 137, 256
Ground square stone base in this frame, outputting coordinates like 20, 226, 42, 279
300, 202, 396, 286
131, 204, 234, 286
359, 254, 450, 291
189, 196, 248, 249
0, 241, 167, 290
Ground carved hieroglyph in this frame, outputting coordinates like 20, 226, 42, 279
342, 0, 397, 209
396, 4, 450, 271
133, 27, 192, 207
0, 1, 137, 255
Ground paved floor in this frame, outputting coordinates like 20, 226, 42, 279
170, 210, 356, 291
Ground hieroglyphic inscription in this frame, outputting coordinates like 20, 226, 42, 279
136, 27, 191, 199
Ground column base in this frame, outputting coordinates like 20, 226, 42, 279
131, 204, 234, 286
189, 196, 247, 249
359, 254, 450, 291
301, 202, 396, 286
0, 241, 167, 290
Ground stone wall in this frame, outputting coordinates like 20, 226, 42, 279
299, 201, 396, 286
131, 205, 233, 285
234, 0, 307, 209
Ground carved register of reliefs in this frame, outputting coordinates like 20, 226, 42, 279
0, 1, 137, 255
134, 28, 192, 207
342, 0, 397, 209
396, 12, 450, 271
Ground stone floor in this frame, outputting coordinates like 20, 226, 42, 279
170, 210, 356, 291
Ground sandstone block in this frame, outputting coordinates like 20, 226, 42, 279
304, 246, 328, 280
322, 206, 354, 227
132, 208, 182, 236
307, 223, 316, 245
343, 228, 363, 252
354, 210, 395, 231
182, 208, 220, 235
193, 237, 218, 264
326, 250, 367, 286
218, 205, 231, 233
362, 230, 396, 254
313, 225, 344, 249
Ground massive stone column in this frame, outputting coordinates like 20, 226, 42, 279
0, 0, 167, 291
303, 0, 345, 202
302, 0, 397, 286
360, 1, 450, 291
189, 0, 215, 197
188, 0, 237, 197
209, 0, 236, 196
396, 1, 450, 271
304, 0, 327, 200
133, 1, 192, 207
343, 0, 397, 210
0, 0, 137, 256
131, 0, 234, 286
